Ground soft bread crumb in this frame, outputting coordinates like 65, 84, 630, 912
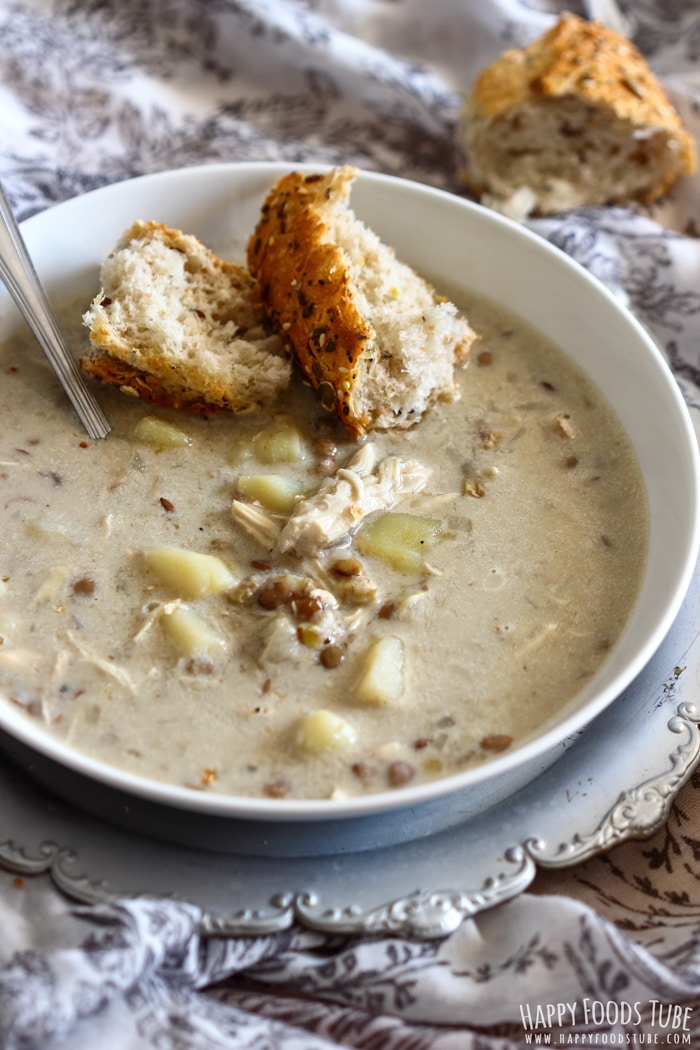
81, 221, 290, 414
458, 12, 697, 216
247, 167, 475, 437
481, 186, 539, 223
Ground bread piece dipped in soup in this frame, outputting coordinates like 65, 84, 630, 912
81, 220, 291, 413
247, 166, 475, 437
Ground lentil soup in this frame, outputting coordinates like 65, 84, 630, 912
0, 291, 648, 801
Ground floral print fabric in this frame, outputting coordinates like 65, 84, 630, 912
2, 1, 700, 1046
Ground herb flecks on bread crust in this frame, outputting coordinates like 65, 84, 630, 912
460, 12, 697, 216
247, 166, 475, 438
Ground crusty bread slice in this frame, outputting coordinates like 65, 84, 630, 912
458, 12, 697, 216
247, 167, 475, 438
81, 220, 290, 414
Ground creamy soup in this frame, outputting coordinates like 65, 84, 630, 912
0, 292, 648, 800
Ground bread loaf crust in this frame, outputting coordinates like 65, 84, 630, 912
79, 351, 232, 414
248, 167, 474, 437
462, 12, 696, 210
247, 168, 372, 434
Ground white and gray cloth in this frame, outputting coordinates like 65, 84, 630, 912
3, 1, 700, 1046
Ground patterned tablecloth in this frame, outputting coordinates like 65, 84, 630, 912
3, 1, 700, 1047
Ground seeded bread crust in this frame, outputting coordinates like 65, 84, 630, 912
78, 351, 233, 414
459, 12, 697, 214
81, 220, 290, 415
247, 167, 475, 438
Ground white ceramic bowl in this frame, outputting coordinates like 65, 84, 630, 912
1, 163, 698, 848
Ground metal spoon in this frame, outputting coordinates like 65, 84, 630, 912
0, 181, 111, 439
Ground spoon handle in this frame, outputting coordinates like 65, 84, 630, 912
0, 183, 110, 440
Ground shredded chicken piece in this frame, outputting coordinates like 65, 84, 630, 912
33, 565, 71, 605
259, 613, 299, 666
132, 599, 179, 643
50, 648, 71, 682
231, 500, 282, 548
100, 513, 115, 539
515, 622, 559, 659
0, 648, 44, 671
66, 630, 137, 693
278, 443, 432, 556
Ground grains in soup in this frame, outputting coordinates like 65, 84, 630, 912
0, 291, 648, 800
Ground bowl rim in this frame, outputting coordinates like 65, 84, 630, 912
1, 160, 699, 823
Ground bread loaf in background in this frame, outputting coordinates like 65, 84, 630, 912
81, 220, 290, 414
458, 12, 697, 217
247, 166, 475, 438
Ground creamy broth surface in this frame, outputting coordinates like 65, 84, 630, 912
0, 291, 648, 800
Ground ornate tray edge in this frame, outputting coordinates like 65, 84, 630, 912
2, 700, 699, 940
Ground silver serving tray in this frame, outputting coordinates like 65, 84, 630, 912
1, 555, 699, 940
